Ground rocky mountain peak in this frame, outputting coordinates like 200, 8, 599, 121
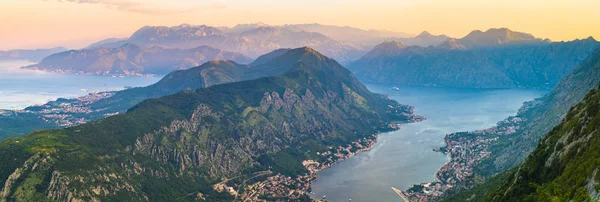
416, 31, 433, 38
459, 27, 541, 47
437, 38, 467, 50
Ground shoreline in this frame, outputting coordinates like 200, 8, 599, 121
19, 66, 162, 78
236, 133, 381, 201
301, 121, 424, 201
402, 114, 530, 201
237, 118, 425, 201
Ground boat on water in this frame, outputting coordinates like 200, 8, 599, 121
391, 87, 400, 91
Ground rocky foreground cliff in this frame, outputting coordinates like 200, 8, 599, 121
486, 82, 600, 201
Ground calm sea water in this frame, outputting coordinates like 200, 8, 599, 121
0, 60, 160, 110
309, 84, 546, 202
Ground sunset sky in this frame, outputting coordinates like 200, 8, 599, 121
1, 0, 599, 50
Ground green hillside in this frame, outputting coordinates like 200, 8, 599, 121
0, 47, 422, 201
486, 82, 600, 201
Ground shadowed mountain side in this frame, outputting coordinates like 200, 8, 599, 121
349, 38, 599, 88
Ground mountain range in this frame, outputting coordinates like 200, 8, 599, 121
21, 44, 252, 76
82, 23, 473, 64
23, 25, 558, 78
452, 28, 548, 48
0, 47, 422, 201
0, 47, 68, 62
349, 34, 599, 88
85, 24, 365, 63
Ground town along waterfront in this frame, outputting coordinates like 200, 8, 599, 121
309, 84, 546, 202
0, 60, 159, 109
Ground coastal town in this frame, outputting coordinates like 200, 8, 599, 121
210, 134, 379, 201
402, 112, 532, 201
3, 91, 116, 127
20, 66, 158, 77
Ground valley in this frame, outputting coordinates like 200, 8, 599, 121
3, 2, 600, 200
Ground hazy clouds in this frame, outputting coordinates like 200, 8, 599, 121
51, 0, 227, 15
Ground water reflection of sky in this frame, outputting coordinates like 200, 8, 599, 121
310, 84, 546, 202
0, 60, 160, 110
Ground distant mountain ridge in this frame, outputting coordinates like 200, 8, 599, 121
455, 28, 547, 48
0, 47, 422, 201
21, 44, 252, 76
0, 47, 68, 62
349, 36, 599, 88
396, 31, 451, 47
86, 24, 365, 63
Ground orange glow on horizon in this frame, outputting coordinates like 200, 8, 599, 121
1, 0, 599, 50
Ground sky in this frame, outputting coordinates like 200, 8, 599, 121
1, 0, 599, 50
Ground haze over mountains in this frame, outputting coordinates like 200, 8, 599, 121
85, 24, 365, 63
17, 23, 456, 76
0, 47, 68, 62
452, 28, 548, 48
21, 44, 252, 76
350, 29, 599, 89
0, 47, 423, 201
78, 23, 461, 64
24, 25, 587, 82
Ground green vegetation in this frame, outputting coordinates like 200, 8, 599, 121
0, 112, 57, 139
435, 47, 600, 201
0, 48, 327, 139
0, 47, 419, 201
485, 83, 600, 201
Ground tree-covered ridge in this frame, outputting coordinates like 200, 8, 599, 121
0, 49, 309, 139
486, 82, 600, 201
485, 45, 600, 173
0, 47, 422, 201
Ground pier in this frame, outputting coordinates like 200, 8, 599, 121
391, 187, 410, 202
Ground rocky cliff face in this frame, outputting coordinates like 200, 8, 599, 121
0, 47, 422, 201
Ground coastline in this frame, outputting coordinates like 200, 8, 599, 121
19, 66, 162, 78
402, 115, 531, 201
236, 117, 425, 201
